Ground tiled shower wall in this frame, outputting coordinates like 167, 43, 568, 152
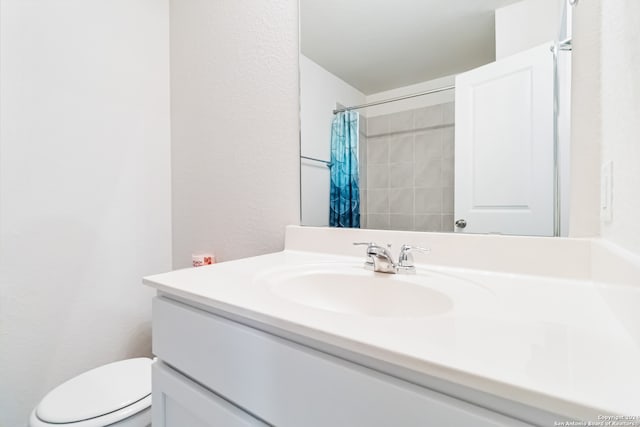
360, 102, 455, 232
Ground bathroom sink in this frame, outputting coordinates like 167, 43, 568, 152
260, 264, 455, 318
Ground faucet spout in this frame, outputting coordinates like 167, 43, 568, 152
366, 245, 397, 274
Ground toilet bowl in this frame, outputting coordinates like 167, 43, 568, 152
29, 357, 152, 427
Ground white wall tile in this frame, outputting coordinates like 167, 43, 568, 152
389, 110, 415, 133
390, 214, 414, 231
362, 103, 454, 231
367, 137, 389, 164
389, 134, 414, 163
389, 162, 414, 188
368, 164, 389, 189
368, 189, 389, 214
415, 129, 443, 159
368, 114, 390, 136
390, 188, 414, 214
414, 104, 444, 129
415, 188, 443, 214
415, 153, 442, 187
415, 214, 443, 232
368, 213, 390, 230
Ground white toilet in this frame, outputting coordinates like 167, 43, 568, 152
29, 358, 152, 427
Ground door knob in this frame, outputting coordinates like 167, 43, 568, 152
455, 219, 467, 229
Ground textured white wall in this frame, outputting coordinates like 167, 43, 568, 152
600, 0, 640, 255
0, 1, 172, 425
170, 0, 300, 268
568, 0, 601, 237
567, 0, 640, 246
495, 0, 564, 59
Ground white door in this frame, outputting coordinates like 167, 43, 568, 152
454, 42, 554, 236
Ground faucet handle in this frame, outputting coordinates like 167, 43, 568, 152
397, 244, 431, 272
353, 242, 375, 269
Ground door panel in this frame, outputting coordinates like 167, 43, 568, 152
152, 361, 267, 427
454, 42, 554, 236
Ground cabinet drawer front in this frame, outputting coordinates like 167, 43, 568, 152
152, 360, 268, 427
153, 297, 530, 427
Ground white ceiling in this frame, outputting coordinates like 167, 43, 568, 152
301, 0, 522, 95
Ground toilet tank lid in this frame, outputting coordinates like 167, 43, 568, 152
36, 357, 152, 424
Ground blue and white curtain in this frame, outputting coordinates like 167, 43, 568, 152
329, 111, 360, 228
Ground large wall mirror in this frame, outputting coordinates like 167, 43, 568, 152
299, 0, 573, 237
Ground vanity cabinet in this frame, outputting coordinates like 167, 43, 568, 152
152, 296, 533, 426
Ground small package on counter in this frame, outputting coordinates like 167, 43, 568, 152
192, 253, 215, 267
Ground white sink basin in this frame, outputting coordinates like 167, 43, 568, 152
260, 264, 458, 318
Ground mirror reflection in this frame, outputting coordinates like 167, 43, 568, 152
300, 0, 573, 237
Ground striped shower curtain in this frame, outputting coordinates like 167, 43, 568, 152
329, 111, 360, 228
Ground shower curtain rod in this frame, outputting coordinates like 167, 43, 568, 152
301, 155, 331, 167
333, 84, 455, 114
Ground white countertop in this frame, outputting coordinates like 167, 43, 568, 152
144, 248, 640, 421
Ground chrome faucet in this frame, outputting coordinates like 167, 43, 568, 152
354, 242, 397, 273
396, 244, 431, 273
353, 242, 430, 274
